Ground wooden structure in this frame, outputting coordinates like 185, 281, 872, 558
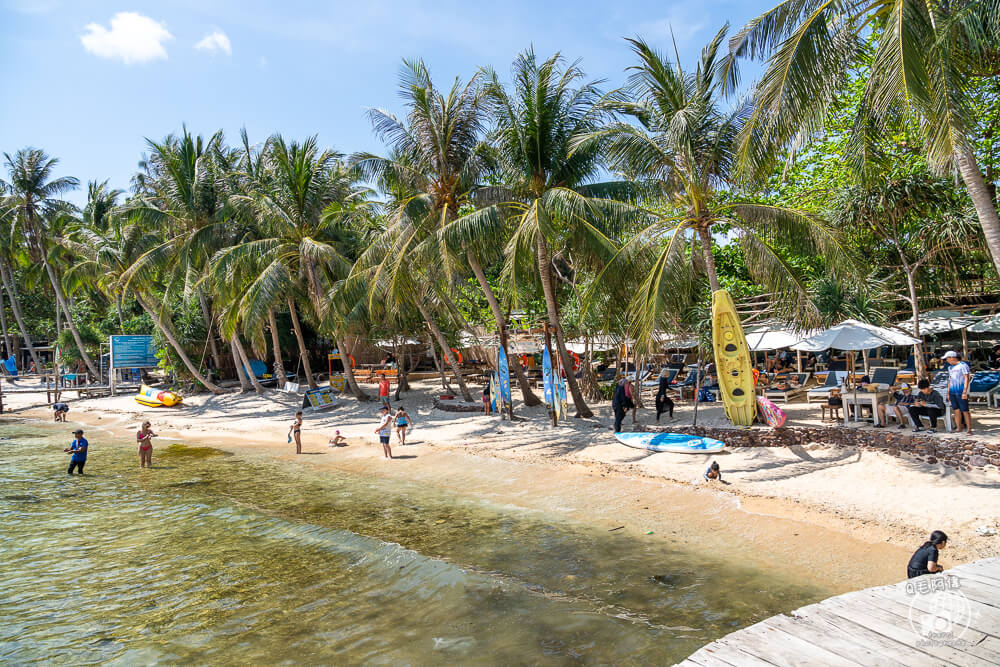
677, 557, 1000, 666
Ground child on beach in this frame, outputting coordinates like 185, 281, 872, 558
378, 376, 391, 408
907, 530, 947, 578
288, 411, 303, 454
375, 406, 393, 459
482, 383, 492, 415
703, 461, 722, 482
328, 430, 347, 447
395, 406, 412, 446
136, 421, 157, 468
823, 387, 843, 421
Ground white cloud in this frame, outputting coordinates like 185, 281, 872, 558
195, 30, 232, 55
81, 12, 172, 64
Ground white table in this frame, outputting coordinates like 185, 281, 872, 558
843, 389, 891, 426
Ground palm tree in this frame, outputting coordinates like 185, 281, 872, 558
220, 134, 371, 397
1, 148, 100, 378
468, 49, 649, 417
0, 205, 40, 369
354, 59, 541, 408
731, 0, 1000, 276
572, 31, 851, 349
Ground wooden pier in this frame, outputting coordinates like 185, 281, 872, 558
677, 557, 1000, 666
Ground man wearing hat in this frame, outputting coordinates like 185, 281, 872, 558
942, 351, 972, 434
65, 429, 88, 475
878, 382, 915, 428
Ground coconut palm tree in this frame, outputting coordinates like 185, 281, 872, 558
1, 148, 100, 378
731, 0, 1000, 276
0, 205, 40, 369
572, 31, 851, 349
220, 134, 372, 397
466, 49, 644, 417
354, 58, 541, 408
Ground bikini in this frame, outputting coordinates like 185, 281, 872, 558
396, 416, 408, 427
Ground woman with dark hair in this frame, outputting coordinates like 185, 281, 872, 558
907, 530, 948, 578
655, 367, 674, 422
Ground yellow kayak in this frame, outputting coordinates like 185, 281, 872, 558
711, 290, 755, 426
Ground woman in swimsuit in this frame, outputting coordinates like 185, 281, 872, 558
395, 407, 413, 446
137, 421, 157, 469
288, 411, 303, 455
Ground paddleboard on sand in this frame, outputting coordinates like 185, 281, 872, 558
756, 395, 786, 428
614, 432, 725, 454
711, 290, 755, 427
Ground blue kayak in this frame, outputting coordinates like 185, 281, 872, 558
614, 432, 725, 454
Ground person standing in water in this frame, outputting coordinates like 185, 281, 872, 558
136, 421, 157, 469
65, 429, 88, 475
288, 411, 303, 454
375, 406, 393, 459
907, 530, 948, 578
395, 406, 412, 446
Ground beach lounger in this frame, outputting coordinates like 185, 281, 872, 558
642, 368, 676, 388
868, 367, 898, 389
806, 371, 848, 404
242, 359, 280, 387
966, 370, 1000, 406
765, 372, 810, 403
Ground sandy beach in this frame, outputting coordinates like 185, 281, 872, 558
6, 379, 999, 593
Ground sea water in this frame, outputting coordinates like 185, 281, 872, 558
0, 420, 825, 664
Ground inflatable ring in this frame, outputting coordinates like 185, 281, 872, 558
450, 348, 463, 364
340, 352, 356, 368
569, 351, 581, 371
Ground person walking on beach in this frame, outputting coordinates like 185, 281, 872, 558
395, 406, 412, 446
52, 401, 69, 422
375, 406, 393, 459
288, 411, 303, 454
65, 429, 88, 475
612, 379, 633, 432
908, 379, 946, 432
655, 368, 674, 422
136, 421, 157, 469
378, 376, 391, 409
942, 351, 972, 435
907, 530, 948, 578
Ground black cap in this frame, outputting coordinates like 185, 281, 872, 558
73, 429, 84, 434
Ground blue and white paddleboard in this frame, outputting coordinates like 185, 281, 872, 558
614, 432, 725, 454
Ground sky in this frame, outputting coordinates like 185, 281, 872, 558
1, 0, 772, 206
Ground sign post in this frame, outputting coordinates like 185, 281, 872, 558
109, 335, 160, 396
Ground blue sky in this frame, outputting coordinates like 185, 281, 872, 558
1, 0, 772, 206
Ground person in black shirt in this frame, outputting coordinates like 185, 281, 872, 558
655, 368, 674, 421
907, 530, 948, 578
990, 345, 1000, 370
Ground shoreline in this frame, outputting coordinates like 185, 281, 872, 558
6, 381, 999, 592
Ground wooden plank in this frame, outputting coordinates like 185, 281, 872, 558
763, 614, 911, 667
691, 640, 778, 667
722, 620, 861, 667
869, 586, 1000, 639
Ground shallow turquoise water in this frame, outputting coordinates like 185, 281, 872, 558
0, 420, 825, 664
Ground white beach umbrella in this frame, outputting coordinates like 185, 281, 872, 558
969, 314, 1000, 333
791, 319, 919, 352
746, 329, 804, 351
896, 310, 972, 335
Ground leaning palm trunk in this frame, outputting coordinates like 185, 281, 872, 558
335, 334, 369, 399
287, 297, 316, 389
467, 251, 540, 407
231, 334, 263, 394
230, 338, 250, 392
427, 333, 451, 390
198, 290, 223, 373
42, 256, 99, 378
0, 264, 40, 371
535, 234, 592, 417
0, 282, 13, 359
416, 301, 472, 401
134, 293, 224, 394
268, 309, 287, 387
697, 226, 722, 292
956, 146, 1000, 279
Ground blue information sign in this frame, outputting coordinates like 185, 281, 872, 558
110, 335, 159, 369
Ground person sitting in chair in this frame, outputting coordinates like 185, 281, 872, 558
908, 379, 946, 433
876, 383, 915, 429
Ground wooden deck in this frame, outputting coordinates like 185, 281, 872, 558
677, 557, 1000, 666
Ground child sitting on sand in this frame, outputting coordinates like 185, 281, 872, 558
703, 461, 722, 482
328, 430, 347, 447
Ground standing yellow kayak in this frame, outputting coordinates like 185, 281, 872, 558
711, 290, 755, 426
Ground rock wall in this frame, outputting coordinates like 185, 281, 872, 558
648, 425, 1000, 471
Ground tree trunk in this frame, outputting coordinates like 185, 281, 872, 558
336, 334, 370, 399
134, 293, 224, 393
416, 300, 472, 401
268, 308, 287, 387
115, 296, 125, 332
197, 290, 223, 373
427, 333, 451, 390
287, 297, 317, 389
536, 233, 592, 417
55, 300, 62, 337
0, 283, 12, 358
904, 269, 925, 380
579, 334, 603, 401
467, 250, 540, 407
0, 263, 40, 371
697, 226, 721, 292
692, 350, 703, 426
232, 334, 263, 394
230, 337, 250, 392
956, 145, 1000, 279
42, 256, 98, 378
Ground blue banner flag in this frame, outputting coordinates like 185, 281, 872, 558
497, 346, 512, 411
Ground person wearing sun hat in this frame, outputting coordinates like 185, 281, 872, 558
878, 382, 915, 428
942, 350, 972, 435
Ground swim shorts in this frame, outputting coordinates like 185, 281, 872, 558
949, 392, 970, 412
379, 435, 390, 445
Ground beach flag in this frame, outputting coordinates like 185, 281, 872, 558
497, 346, 512, 413
489, 372, 499, 413
557, 373, 568, 418
542, 345, 554, 410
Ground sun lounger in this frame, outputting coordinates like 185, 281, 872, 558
642, 368, 676, 388
765, 372, 810, 403
868, 367, 898, 389
806, 371, 848, 404
967, 370, 1000, 406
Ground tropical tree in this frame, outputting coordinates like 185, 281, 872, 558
354, 58, 541, 408
1, 148, 100, 377
573, 31, 850, 352
0, 205, 41, 369
731, 0, 1000, 276
466, 49, 637, 417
